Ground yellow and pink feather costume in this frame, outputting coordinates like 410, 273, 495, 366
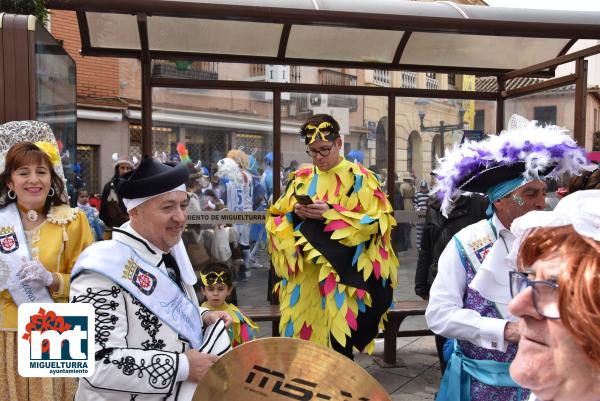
266, 158, 398, 353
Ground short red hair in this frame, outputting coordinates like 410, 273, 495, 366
518, 225, 600, 370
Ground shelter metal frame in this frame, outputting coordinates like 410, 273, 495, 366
45, 0, 600, 201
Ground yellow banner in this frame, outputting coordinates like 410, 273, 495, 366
462, 75, 476, 130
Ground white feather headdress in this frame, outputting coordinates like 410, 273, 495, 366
433, 115, 593, 217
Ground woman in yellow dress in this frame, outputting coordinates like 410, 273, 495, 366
0, 121, 93, 401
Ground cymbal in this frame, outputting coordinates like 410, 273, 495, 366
193, 337, 391, 401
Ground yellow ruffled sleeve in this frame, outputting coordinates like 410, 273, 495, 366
60, 210, 93, 297
49, 208, 93, 299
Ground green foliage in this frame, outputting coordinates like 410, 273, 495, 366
1, 0, 50, 24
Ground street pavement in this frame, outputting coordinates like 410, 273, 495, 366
236, 234, 441, 400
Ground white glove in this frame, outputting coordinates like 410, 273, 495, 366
18, 260, 54, 287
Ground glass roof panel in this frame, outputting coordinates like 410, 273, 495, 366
74, 1, 600, 74
286, 25, 404, 63
147, 17, 283, 56
402, 33, 569, 70
156, 0, 600, 25
87, 13, 140, 50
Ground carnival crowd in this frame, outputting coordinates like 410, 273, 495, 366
0, 114, 599, 401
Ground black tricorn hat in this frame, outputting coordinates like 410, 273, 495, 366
458, 161, 557, 193
118, 156, 189, 199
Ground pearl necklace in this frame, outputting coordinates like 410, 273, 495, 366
17, 204, 44, 223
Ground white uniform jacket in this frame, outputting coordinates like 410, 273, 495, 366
70, 224, 207, 401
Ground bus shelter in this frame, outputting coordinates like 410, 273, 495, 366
45, 1, 600, 310
0, 13, 77, 183
45, 0, 600, 201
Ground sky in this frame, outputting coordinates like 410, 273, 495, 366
485, 0, 600, 12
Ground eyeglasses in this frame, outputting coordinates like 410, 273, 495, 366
305, 146, 333, 157
509, 271, 560, 319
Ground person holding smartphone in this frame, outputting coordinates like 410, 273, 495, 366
265, 114, 399, 359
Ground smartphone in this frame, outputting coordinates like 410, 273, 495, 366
294, 194, 314, 205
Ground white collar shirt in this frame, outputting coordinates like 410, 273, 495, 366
425, 214, 512, 353
469, 214, 517, 321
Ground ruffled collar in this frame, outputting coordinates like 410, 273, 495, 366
315, 156, 349, 175
46, 205, 79, 225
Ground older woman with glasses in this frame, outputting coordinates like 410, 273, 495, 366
507, 189, 600, 401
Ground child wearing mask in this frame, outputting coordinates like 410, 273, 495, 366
198, 261, 258, 347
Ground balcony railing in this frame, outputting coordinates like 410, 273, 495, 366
426, 76, 439, 90
152, 61, 218, 80
373, 70, 390, 87
401, 71, 417, 88
319, 69, 357, 86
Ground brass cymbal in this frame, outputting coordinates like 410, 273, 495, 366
194, 337, 391, 401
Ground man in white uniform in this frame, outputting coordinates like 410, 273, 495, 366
425, 116, 590, 401
71, 157, 232, 400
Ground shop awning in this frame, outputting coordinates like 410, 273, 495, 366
125, 109, 301, 134
45, 0, 600, 76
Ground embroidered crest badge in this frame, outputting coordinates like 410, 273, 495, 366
0, 226, 19, 254
122, 257, 157, 295
474, 243, 493, 263
470, 235, 493, 263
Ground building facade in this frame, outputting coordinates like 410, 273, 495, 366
46, 0, 598, 195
